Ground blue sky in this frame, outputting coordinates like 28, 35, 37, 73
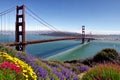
0, 0, 120, 34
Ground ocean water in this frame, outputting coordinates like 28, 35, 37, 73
0, 34, 120, 62
0, 34, 81, 58
46, 40, 120, 61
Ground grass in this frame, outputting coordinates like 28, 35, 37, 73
82, 63, 120, 80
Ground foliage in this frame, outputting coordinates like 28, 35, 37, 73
0, 61, 21, 74
0, 52, 37, 80
0, 61, 23, 80
17, 53, 80, 80
82, 63, 120, 80
93, 48, 119, 62
0, 43, 18, 57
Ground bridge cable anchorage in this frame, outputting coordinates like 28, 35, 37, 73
26, 11, 57, 32
0, 6, 15, 16
25, 6, 59, 31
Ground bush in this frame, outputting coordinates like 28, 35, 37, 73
0, 43, 17, 56
93, 48, 119, 62
82, 63, 120, 80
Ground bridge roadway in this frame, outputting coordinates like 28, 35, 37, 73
5, 37, 95, 46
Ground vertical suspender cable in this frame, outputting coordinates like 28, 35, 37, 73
1, 16, 2, 35
4, 14, 7, 43
0, 16, 2, 41
7, 12, 10, 42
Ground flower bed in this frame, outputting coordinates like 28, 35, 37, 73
0, 52, 37, 80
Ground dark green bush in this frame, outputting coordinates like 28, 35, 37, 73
93, 48, 119, 62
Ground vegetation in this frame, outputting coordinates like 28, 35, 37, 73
0, 42, 120, 80
82, 63, 120, 80
81, 48, 120, 66
0, 52, 37, 80
0, 43, 81, 80
0, 43, 18, 56
81, 48, 120, 80
64, 48, 120, 79
0, 61, 23, 80
93, 48, 119, 62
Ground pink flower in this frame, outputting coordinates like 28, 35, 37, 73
0, 61, 22, 74
93, 78, 97, 80
107, 78, 111, 80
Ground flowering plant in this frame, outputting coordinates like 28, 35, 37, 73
0, 61, 23, 80
78, 66, 89, 73
0, 52, 37, 80
0, 61, 21, 74
82, 63, 120, 80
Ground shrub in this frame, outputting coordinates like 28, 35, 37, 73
0, 43, 18, 57
82, 63, 120, 80
93, 48, 119, 62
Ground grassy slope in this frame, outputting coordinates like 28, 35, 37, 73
0, 43, 82, 80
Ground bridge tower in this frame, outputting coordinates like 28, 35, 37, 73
15, 5, 26, 52
87, 32, 92, 42
82, 25, 85, 44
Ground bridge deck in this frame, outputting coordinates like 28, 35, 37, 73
5, 37, 94, 46
5, 37, 77, 46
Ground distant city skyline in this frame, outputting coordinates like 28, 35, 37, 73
0, 0, 120, 34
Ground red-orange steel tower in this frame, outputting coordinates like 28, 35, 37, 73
82, 25, 85, 44
15, 5, 26, 51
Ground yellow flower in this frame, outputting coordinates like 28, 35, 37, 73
0, 52, 37, 80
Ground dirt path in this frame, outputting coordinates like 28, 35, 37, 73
78, 72, 86, 79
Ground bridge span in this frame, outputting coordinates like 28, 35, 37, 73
5, 37, 95, 46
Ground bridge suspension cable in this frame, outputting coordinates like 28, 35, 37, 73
25, 6, 58, 31
25, 6, 59, 32
0, 16, 2, 33
0, 6, 15, 16
0, 6, 16, 43
26, 11, 57, 32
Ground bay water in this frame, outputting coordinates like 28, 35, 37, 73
0, 34, 120, 62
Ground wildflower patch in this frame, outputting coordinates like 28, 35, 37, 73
0, 52, 37, 80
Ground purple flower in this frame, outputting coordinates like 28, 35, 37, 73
78, 66, 89, 72
16, 53, 48, 79
34, 66, 48, 79
52, 67, 64, 80
16, 53, 79, 80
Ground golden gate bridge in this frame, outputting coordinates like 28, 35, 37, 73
0, 5, 94, 52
